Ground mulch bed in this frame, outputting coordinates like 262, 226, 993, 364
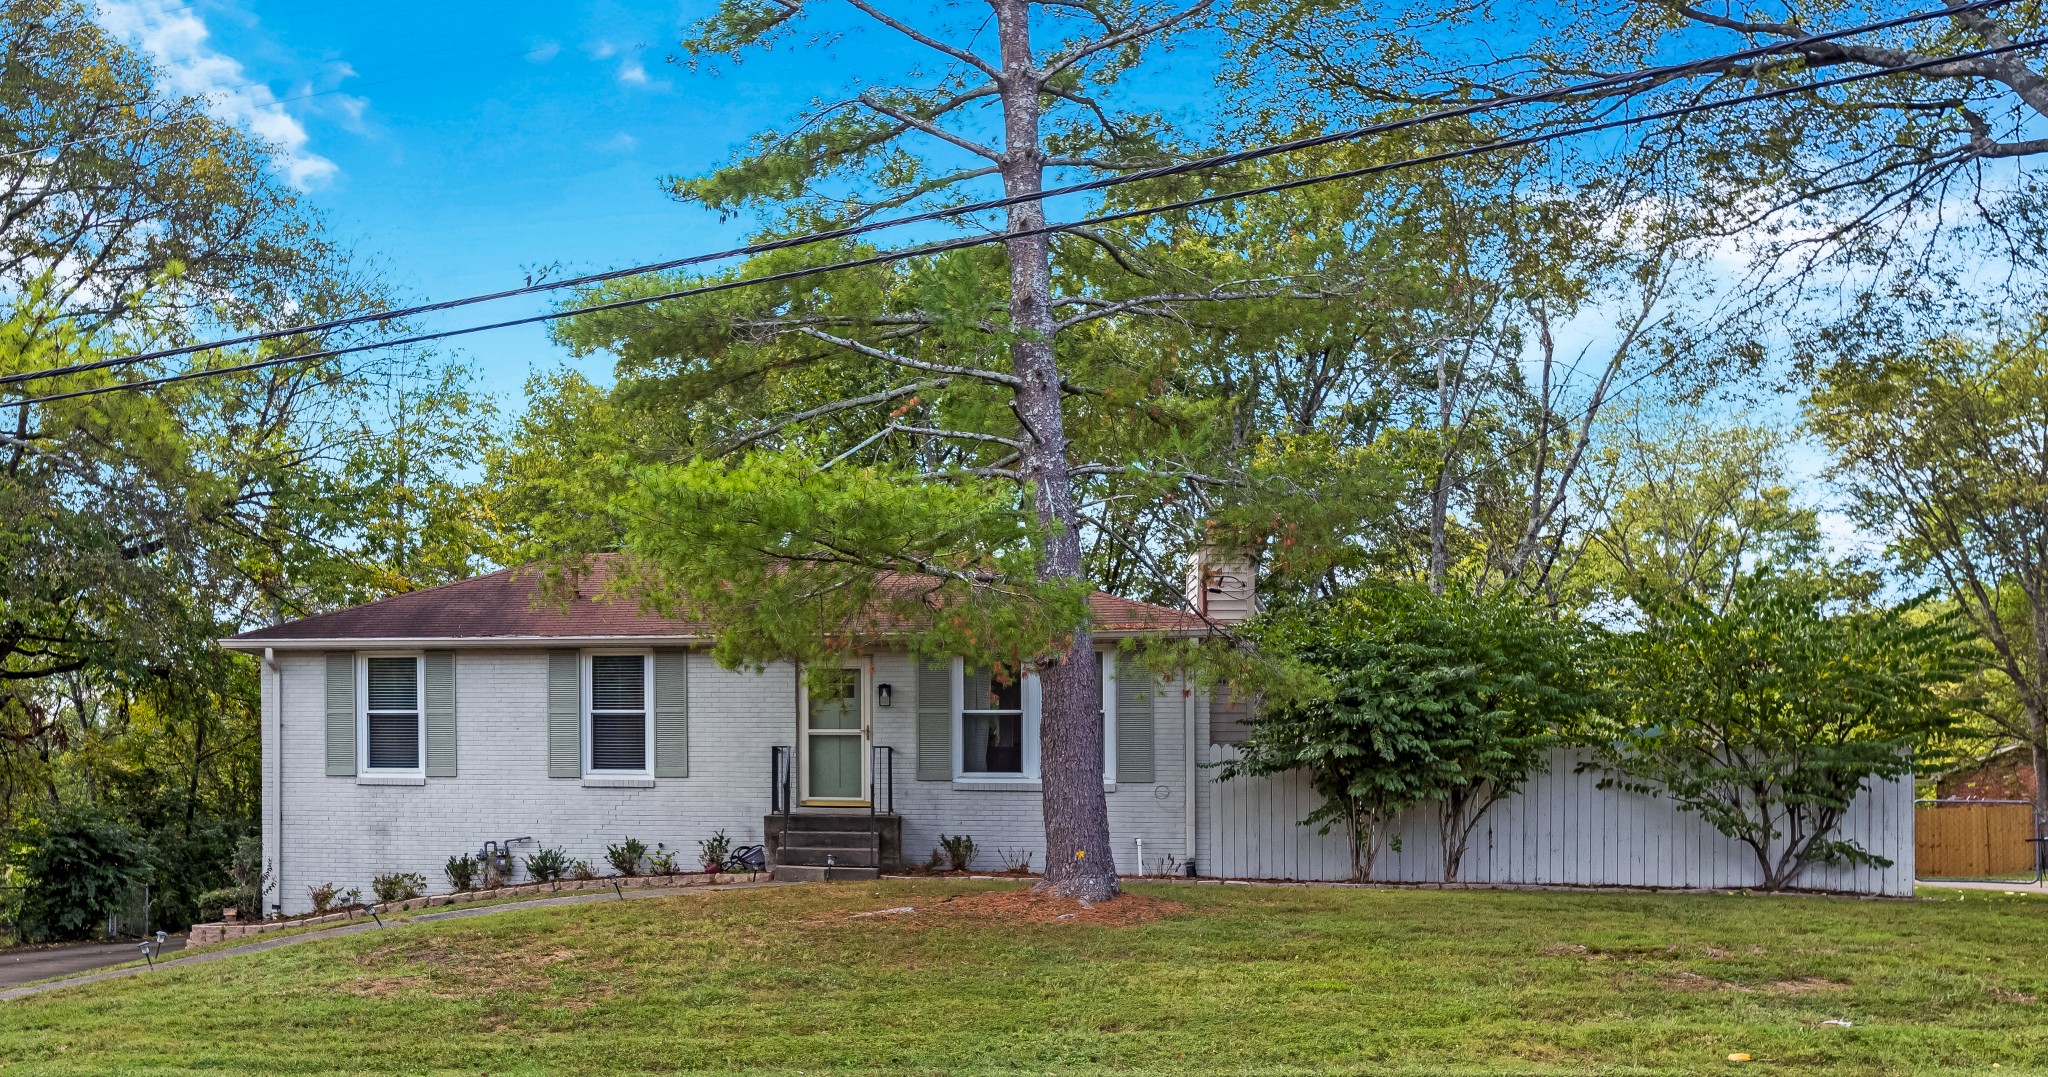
846, 885, 1187, 927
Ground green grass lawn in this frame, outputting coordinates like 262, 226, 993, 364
3, 881, 2046, 1076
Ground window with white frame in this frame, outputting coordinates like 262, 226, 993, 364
962, 664, 1027, 776
949, 655, 1119, 781
362, 655, 422, 771
586, 653, 650, 772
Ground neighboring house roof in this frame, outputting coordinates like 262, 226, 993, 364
1934, 744, 2038, 803
221, 557, 1206, 648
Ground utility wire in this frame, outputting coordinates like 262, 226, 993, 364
0, 0, 2007, 391
5, 35, 2042, 411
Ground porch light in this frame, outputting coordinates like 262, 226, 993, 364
877, 682, 894, 708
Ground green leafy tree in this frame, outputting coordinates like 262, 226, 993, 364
1806, 319, 2048, 832
1, 0, 494, 926
1592, 573, 1968, 890
4, 804, 145, 942
1225, 585, 1596, 881
1574, 415, 1827, 611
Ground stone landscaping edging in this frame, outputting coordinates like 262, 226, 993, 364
188, 872, 763, 944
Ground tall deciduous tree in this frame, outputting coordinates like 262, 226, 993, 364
1806, 320, 2048, 833
1594, 573, 1967, 890
1573, 416, 1827, 612
1, 0, 495, 925
1225, 584, 1595, 882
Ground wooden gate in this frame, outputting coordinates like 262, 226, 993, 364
1916, 802, 2038, 878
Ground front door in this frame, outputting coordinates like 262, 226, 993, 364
801, 665, 869, 805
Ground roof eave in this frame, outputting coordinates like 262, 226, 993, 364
218, 626, 1206, 651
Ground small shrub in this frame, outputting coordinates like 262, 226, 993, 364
647, 844, 679, 875
371, 872, 427, 904
922, 847, 945, 872
570, 859, 597, 881
307, 882, 342, 915
996, 848, 1033, 873
229, 835, 274, 920
699, 830, 733, 873
939, 833, 977, 872
525, 846, 571, 884
605, 837, 648, 876
196, 887, 238, 923
444, 853, 478, 892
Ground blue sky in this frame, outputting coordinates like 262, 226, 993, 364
96, 0, 934, 400
95, 0, 1230, 404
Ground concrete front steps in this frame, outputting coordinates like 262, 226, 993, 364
764, 812, 902, 882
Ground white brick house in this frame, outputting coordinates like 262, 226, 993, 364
222, 558, 1217, 914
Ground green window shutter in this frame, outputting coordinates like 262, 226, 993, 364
1115, 654, 1155, 784
424, 651, 456, 777
654, 649, 690, 778
547, 650, 581, 778
325, 652, 357, 777
916, 657, 952, 780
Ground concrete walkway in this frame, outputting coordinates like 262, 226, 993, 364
1917, 878, 2048, 894
0, 879, 781, 1002
0, 936, 188, 988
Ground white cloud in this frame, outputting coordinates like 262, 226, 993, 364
95, 0, 338, 188
599, 132, 638, 153
617, 59, 649, 85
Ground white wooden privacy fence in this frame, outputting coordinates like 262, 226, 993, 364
1203, 747, 1916, 895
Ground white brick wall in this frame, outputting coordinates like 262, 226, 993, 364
263, 648, 1196, 914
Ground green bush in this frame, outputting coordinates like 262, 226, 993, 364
371, 872, 427, 903
196, 887, 238, 923
604, 838, 647, 876
5, 806, 147, 942
444, 853, 478, 891
524, 847, 571, 883
698, 831, 732, 873
939, 834, 976, 872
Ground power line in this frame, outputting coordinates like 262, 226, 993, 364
0, 0, 2006, 392
5, 35, 2041, 411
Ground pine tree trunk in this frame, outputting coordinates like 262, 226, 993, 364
991, 0, 1118, 903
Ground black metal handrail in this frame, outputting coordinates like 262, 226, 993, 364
770, 745, 793, 817
870, 744, 895, 816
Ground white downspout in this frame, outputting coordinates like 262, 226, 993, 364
1183, 680, 1197, 875
263, 647, 281, 918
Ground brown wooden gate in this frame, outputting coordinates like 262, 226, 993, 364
1916, 801, 2038, 878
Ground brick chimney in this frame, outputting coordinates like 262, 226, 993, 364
1184, 547, 1259, 626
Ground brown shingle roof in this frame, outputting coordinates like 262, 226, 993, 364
224, 558, 1205, 645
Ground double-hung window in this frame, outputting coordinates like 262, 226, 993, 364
586, 653, 651, 773
361, 654, 423, 773
961, 664, 1028, 776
